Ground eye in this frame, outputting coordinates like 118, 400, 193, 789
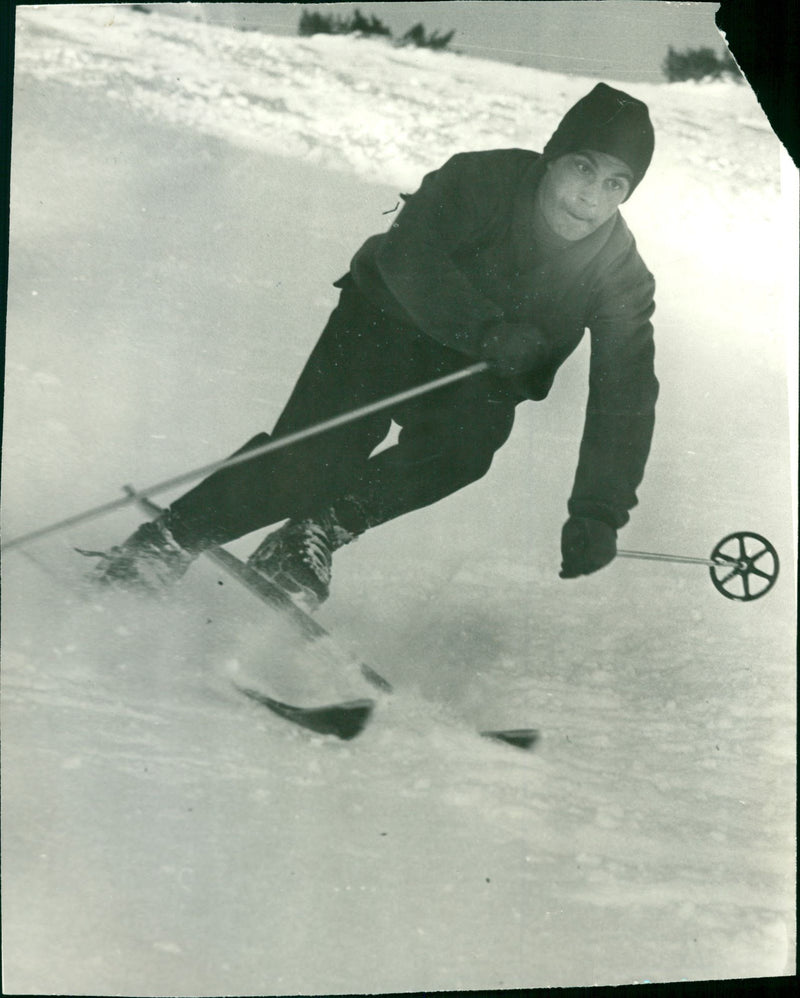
606, 177, 630, 196
574, 158, 592, 174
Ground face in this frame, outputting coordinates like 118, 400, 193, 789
537, 150, 633, 241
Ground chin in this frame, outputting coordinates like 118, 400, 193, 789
558, 217, 593, 241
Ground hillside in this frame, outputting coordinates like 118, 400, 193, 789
3, 5, 796, 994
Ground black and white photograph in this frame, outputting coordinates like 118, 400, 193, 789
1, 1, 796, 994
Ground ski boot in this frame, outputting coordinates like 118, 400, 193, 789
247, 510, 356, 611
79, 516, 196, 595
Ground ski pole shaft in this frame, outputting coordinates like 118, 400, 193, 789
617, 548, 730, 568
1, 361, 489, 552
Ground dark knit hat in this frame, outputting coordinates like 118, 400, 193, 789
542, 83, 655, 199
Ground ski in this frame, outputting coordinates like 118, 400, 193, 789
233, 683, 374, 740
127, 486, 539, 748
482, 728, 539, 750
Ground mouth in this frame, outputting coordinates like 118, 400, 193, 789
565, 208, 592, 223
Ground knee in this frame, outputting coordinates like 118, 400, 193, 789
452, 441, 498, 483
397, 394, 515, 479
448, 411, 514, 482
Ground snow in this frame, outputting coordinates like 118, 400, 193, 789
2, 4, 796, 993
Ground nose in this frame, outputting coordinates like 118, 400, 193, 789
578, 179, 599, 206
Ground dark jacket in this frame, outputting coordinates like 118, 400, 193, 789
347, 149, 658, 529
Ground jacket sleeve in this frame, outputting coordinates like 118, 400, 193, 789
568, 251, 658, 529
369, 153, 506, 354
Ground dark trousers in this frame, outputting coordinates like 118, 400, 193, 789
168, 279, 518, 549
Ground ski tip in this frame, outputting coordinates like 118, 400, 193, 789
481, 728, 540, 751
234, 683, 375, 740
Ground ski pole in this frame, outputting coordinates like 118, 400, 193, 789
1, 361, 489, 552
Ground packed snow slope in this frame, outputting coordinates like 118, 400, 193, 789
3, 5, 796, 994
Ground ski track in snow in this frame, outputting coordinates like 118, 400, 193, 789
3, 4, 796, 994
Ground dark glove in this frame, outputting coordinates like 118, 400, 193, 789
559, 516, 617, 578
479, 321, 546, 377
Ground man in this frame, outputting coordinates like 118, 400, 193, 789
88, 82, 658, 609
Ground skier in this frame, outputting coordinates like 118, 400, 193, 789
87, 82, 658, 609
